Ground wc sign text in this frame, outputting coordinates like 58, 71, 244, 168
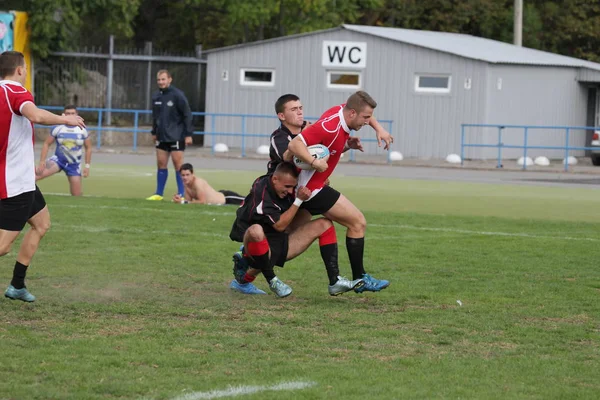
322, 41, 367, 68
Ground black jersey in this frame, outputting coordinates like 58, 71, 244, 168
229, 174, 294, 242
266, 121, 307, 174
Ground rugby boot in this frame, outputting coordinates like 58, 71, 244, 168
232, 251, 249, 283
4, 285, 36, 302
229, 280, 267, 295
328, 276, 364, 296
354, 273, 390, 293
269, 277, 292, 298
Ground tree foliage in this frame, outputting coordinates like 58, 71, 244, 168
5, 0, 600, 62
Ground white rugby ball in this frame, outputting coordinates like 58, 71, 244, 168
293, 144, 330, 170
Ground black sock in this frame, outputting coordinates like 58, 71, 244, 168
260, 265, 276, 283
320, 243, 339, 285
346, 237, 365, 280
11, 261, 28, 289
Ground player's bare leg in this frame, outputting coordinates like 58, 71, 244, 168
171, 151, 184, 171
0, 229, 21, 257
17, 206, 50, 266
286, 217, 333, 259
4, 206, 51, 302
323, 194, 366, 238
67, 176, 83, 196
35, 161, 60, 181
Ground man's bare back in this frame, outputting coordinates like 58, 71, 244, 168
186, 176, 225, 205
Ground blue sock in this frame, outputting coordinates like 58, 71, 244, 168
156, 169, 168, 196
175, 170, 184, 196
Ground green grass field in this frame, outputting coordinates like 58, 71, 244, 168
1, 163, 599, 399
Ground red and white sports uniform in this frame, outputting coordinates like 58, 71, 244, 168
297, 104, 348, 199
0, 80, 35, 199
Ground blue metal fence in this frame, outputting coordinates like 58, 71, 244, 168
38, 106, 394, 162
461, 123, 598, 171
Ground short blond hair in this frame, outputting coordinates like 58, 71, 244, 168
345, 90, 377, 112
157, 69, 171, 78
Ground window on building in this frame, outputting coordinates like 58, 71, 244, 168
415, 74, 451, 93
327, 71, 361, 89
240, 68, 275, 86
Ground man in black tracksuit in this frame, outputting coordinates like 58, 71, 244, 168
146, 69, 193, 201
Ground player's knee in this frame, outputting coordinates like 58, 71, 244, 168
349, 212, 367, 233
0, 242, 12, 257
316, 217, 334, 232
246, 225, 265, 242
36, 219, 51, 236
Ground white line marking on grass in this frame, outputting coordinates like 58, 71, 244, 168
370, 224, 599, 242
52, 223, 227, 238
171, 380, 316, 400
47, 202, 598, 242
51, 204, 234, 216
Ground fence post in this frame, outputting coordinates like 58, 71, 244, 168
210, 114, 216, 156
496, 126, 504, 168
133, 111, 139, 151
460, 124, 465, 166
106, 35, 114, 126
96, 109, 103, 149
564, 128, 571, 172
522, 127, 529, 170
144, 41, 153, 124
241, 115, 247, 158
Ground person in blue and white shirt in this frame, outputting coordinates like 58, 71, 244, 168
36, 105, 92, 196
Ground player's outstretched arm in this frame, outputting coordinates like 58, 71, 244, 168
369, 115, 393, 150
21, 103, 86, 128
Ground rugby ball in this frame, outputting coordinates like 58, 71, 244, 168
293, 144, 330, 170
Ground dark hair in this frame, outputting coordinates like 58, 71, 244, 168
345, 90, 377, 112
0, 51, 25, 79
64, 105, 77, 112
157, 69, 171, 78
274, 161, 299, 178
180, 163, 194, 173
275, 94, 300, 115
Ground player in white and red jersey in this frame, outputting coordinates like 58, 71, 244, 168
288, 90, 394, 293
0, 51, 85, 302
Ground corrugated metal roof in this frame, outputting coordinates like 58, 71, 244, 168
203, 24, 600, 72
343, 24, 600, 71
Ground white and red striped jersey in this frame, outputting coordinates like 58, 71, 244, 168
297, 104, 349, 197
0, 80, 35, 199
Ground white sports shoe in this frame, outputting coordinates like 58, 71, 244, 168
328, 276, 364, 296
269, 277, 293, 298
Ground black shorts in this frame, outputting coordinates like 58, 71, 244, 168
301, 185, 341, 215
156, 140, 185, 152
246, 232, 289, 268
0, 186, 47, 231
219, 190, 244, 205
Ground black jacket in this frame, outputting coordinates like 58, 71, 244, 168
151, 86, 193, 142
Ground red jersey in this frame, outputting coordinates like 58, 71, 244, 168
297, 104, 349, 196
0, 80, 35, 199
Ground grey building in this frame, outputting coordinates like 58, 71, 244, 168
203, 24, 600, 160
